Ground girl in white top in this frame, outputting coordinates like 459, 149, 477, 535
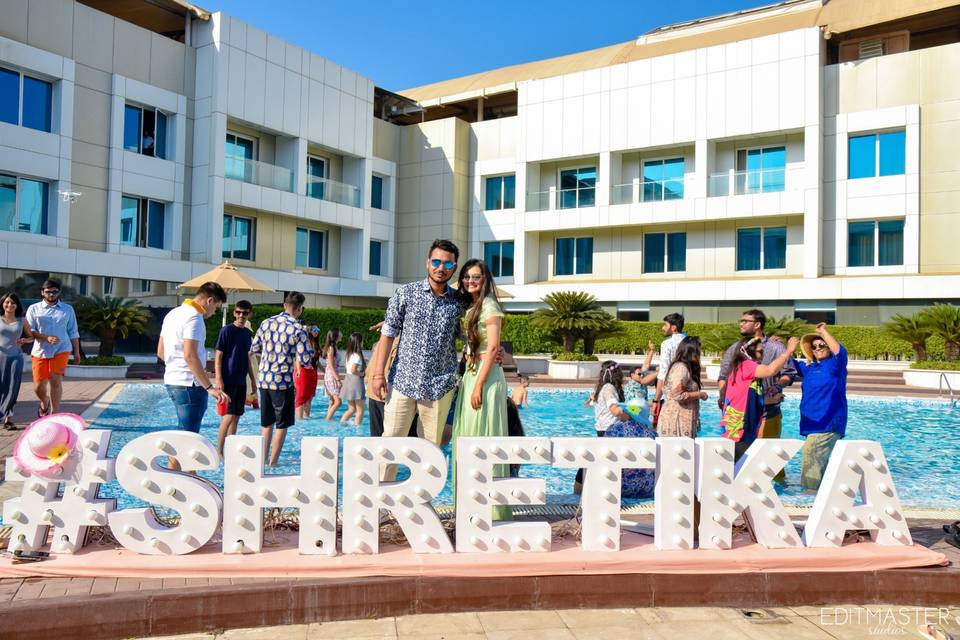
592, 360, 631, 434
339, 332, 366, 426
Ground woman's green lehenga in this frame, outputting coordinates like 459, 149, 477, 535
451, 297, 511, 520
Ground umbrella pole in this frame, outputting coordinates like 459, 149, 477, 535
223, 300, 228, 327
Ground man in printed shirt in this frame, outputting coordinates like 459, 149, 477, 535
250, 291, 314, 466
370, 239, 465, 481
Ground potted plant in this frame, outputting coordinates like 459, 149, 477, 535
69, 295, 153, 378
530, 292, 615, 379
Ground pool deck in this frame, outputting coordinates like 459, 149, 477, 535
0, 378, 958, 639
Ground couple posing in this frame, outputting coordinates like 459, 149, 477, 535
370, 239, 508, 511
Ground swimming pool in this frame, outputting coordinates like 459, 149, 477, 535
15, 385, 960, 512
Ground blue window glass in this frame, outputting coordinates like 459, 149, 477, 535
643, 158, 685, 201
296, 228, 324, 269
225, 134, 254, 182
17, 179, 47, 234
222, 216, 232, 258
644, 233, 665, 273
147, 200, 165, 249
575, 237, 593, 274
308, 230, 323, 269
124, 105, 141, 153
737, 227, 761, 271
559, 167, 596, 209
501, 240, 514, 277
738, 146, 785, 193
371, 175, 383, 209
878, 131, 905, 176
666, 232, 686, 272
484, 242, 500, 277
120, 196, 138, 246
763, 226, 787, 269
555, 237, 574, 276
485, 176, 502, 210
306, 156, 325, 199
878, 219, 904, 266
232, 216, 252, 260
503, 175, 515, 209
848, 221, 875, 267
848, 134, 877, 179
21, 76, 51, 132
155, 111, 167, 160
369, 240, 382, 276
295, 228, 308, 267
0, 174, 16, 231
0, 68, 19, 125
762, 146, 785, 192
642, 161, 663, 202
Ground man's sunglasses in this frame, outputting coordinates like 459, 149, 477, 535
234, 310, 251, 316
430, 259, 456, 270
42, 289, 60, 295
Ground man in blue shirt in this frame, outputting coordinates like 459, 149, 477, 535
371, 240, 465, 479
25, 279, 81, 416
214, 299, 257, 456
793, 323, 848, 491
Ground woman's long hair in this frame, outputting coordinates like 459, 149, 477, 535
593, 360, 625, 402
457, 259, 501, 362
323, 328, 341, 361
666, 336, 703, 390
344, 332, 365, 370
729, 336, 763, 380
0, 292, 24, 318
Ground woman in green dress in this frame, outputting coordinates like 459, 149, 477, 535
452, 258, 510, 520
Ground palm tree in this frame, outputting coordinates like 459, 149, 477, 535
921, 303, 960, 361
764, 315, 812, 340
530, 291, 616, 355
75, 295, 153, 357
883, 312, 932, 361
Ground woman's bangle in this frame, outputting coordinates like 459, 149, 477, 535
372, 374, 385, 379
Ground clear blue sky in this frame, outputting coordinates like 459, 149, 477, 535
203, 0, 775, 91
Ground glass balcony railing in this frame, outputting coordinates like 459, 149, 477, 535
225, 158, 294, 193
610, 183, 633, 205
305, 176, 361, 208
708, 167, 801, 197
526, 190, 551, 212
610, 178, 692, 205
526, 188, 598, 211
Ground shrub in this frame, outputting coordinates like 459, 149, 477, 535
530, 292, 616, 354
205, 306, 385, 350
551, 352, 599, 362
74, 295, 153, 357
921, 303, 960, 361
78, 356, 126, 366
883, 313, 932, 361
909, 360, 960, 371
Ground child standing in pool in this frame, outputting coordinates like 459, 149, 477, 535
294, 330, 320, 420
322, 329, 343, 421
339, 332, 367, 427
510, 375, 530, 408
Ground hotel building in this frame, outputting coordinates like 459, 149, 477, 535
1, 0, 959, 324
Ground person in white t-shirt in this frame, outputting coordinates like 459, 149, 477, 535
157, 282, 229, 467
339, 332, 367, 427
652, 312, 686, 424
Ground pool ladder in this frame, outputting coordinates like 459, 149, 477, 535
941, 373, 958, 408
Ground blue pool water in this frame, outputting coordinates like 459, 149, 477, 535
18, 385, 960, 511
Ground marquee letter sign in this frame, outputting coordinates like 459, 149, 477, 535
2, 433, 914, 557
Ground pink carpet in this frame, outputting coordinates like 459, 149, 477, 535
0, 531, 947, 579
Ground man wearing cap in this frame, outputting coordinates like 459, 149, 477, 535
718, 309, 796, 481
25, 279, 81, 416
158, 282, 229, 460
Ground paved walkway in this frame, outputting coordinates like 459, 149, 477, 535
145, 606, 960, 639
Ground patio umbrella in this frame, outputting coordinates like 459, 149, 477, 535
179, 260, 275, 325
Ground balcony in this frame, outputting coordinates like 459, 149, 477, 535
610, 177, 696, 205
526, 187, 597, 212
225, 158, 294, 193
707, 166, 803, 197
305, 176, 361, 208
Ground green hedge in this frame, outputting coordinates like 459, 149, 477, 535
206, 307, 945, 361
78, 355, 126, 366
910, 360, 960, 371
551, 352, 599, 362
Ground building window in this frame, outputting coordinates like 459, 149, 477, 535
848, 131, 905, 179
642, 158, 684, 201
103, 276, 114, 296
369, 239, 382, 276
484, 175, 516, 210
848, 219, 904, 267
139, 279, 152, 293
124, 104, 167, 159
306, 155, 326, 199
0, 67, 52, 133
77, 275, 88, 296
559, 167, 596, 209
222, 213, 255, 261
371, 175, 384, 209
0, 173, 49, 235
296, 227, 327, 269
736, 146, 785, 194
555, 237, 592, 276
483, 241, 515, 278
119, 196, 165, 249
737, 226, 786, 271
643, 232, 686, 273
225, 132, 255, 182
